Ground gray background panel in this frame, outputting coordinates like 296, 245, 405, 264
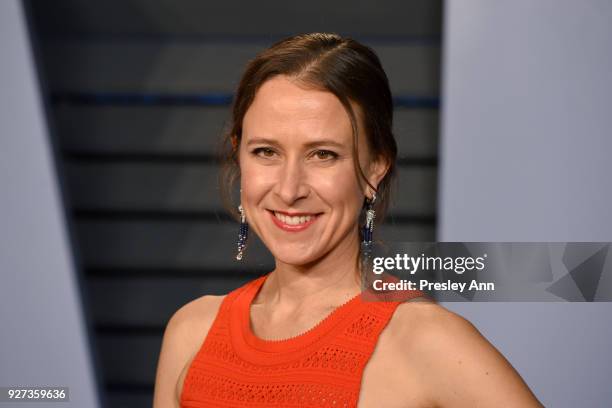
0, 1, 101, 407
439, 1, 612, 406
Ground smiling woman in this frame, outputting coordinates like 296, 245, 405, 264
153, 33, 543, 408
237, 75, 385, 267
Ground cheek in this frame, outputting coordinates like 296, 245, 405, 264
240, 173, 264, 197
239, 160, 275, 201
317, 169, 363, 209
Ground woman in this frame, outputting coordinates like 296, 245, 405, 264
153, 33, 543, 407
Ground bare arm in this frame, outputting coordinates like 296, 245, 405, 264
408, 305, 543, 407
153, 304, 194, 408
153, 295, 222, 408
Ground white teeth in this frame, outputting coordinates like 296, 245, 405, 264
273, 212, 315, 225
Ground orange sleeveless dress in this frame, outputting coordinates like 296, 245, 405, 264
180, 272, 423, 407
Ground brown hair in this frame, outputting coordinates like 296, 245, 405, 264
218, 32, 397, 242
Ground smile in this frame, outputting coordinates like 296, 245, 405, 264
268, 210, 321, 232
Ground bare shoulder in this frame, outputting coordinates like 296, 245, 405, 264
385, 300, 483, 355
172, 294, 226, 334
164, 294, 226, 356
381, 299, 455, 356
384, 301, 543, 408
153, 294, 226, 408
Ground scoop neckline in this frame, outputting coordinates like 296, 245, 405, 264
230, 272, 364, 358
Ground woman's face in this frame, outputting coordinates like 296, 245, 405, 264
239, 75, 386, 267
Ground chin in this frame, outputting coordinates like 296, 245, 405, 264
273, 253, 317, 267
269, 245, 321, 267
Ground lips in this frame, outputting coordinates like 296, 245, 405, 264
268, 210, 322, 232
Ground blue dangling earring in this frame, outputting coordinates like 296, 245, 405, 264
360, 192, 377, 262
236, 204, 248, 261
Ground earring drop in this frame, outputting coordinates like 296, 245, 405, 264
236, 204, 248, 261
360, 192, 377, 261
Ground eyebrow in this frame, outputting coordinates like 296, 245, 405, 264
245, 137, 347, 149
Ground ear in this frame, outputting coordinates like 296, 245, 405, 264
365, 155, 390, 198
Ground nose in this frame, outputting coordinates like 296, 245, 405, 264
275, 155, 310, 205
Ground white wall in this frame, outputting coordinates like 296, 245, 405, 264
0, 1, 101, 407
439, 0, 612, 406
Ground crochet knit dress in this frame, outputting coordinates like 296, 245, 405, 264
180, 272, 423, 407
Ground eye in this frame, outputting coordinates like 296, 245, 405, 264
313, 150, 338, 160
252, 147, 276, 158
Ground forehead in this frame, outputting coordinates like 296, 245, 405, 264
242, 75, 362, 145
